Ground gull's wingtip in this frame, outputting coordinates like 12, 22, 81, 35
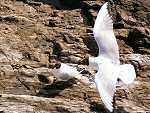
104, 2, 108, 6
101, 2, 108, 9
94, 1, 113, 32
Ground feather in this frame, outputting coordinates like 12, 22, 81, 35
90, 2, 136, 112
95, 57, 119, 112
93, 2, 119, 64
119, 64, 136, 84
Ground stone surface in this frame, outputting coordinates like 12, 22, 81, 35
0, 0, 150, 113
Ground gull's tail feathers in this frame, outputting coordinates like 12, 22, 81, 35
119, 64, 136, 85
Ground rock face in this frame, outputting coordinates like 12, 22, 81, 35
0, 0, 150, 113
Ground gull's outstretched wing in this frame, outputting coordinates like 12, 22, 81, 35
95, 62, 119, 112
93, 2, 119, 63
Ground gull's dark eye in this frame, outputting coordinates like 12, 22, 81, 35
55, 63, 61, 69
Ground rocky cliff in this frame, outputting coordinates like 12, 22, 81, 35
0, 0, 150, 113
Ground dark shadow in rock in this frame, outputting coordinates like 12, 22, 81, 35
17, 0, 97, 27
47, 0, 96, 27
37, 74, 50, 84
80, 3, 102, 54
56, 107, 71, 113
82, 33, 99, 56
89, 101, 108, 113
36, 79, 76, 97
126, 29, 150, 54
16, 0, 81, 9
89, 101, 130, 113
48, 0, 81, 10
16, 0, 42, 6
90, 4, 101, 11
114, 106, 129, 113
81, 2, 103, 27
0, 111, 5, 113
51, 39, 62, 60
81, 2, 95, 27
113, 12, 124, 29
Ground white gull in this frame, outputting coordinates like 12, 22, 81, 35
88, 2, 136, 112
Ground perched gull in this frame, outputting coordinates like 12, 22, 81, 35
50, 63, 90, 85
88, 2, 136, 112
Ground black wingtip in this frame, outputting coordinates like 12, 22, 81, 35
54, 63, 61, 69
109, 0, 114, 5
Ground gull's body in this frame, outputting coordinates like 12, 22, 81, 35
51, 63, 78, 81
51, 63, 90, 84
89, 2, 136, 112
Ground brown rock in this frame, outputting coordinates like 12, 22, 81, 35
0, 0, 150, 112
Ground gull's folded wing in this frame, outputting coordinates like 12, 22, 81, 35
93, 2, 119, 64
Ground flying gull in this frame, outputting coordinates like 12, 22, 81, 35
88, 2, 136, 112
49, 2, 136, 112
